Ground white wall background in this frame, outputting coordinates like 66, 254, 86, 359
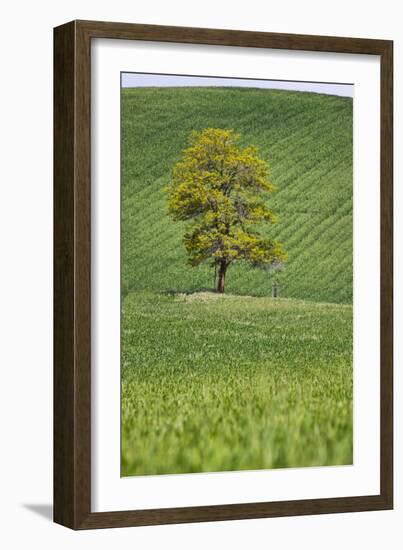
0, 1, 400, 548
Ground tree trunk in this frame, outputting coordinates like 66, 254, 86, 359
217, 262, 227, 293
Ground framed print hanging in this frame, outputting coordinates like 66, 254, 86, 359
54, 20, 393, 529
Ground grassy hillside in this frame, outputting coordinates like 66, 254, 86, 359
122, 87, 353, 304
121, 86, 354, 476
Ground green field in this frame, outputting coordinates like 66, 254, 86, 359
122, 87, 353, 304
121, 86, 353, 476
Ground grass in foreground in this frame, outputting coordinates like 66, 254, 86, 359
121, 291, 353, 476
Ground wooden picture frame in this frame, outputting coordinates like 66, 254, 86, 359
54, 19, 393, 529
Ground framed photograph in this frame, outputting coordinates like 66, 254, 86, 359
54, 20, 393, 529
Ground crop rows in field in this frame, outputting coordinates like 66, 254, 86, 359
121, 86, 353, 303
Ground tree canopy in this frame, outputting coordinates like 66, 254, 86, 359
167, 128, 286, 293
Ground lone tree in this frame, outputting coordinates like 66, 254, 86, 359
167, 128, 286, 293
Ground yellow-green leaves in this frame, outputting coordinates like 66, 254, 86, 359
166, 128, 286, 282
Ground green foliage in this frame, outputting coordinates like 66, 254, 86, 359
122, 291, 353, 476
121, 88, 353, 476
121, 87, 352, 303
166, 129, 286, 291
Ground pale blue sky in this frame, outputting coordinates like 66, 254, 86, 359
121, 73, 353, 98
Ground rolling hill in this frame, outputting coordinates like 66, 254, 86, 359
121, 86, 353, 304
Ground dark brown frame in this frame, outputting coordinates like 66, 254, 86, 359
54, 19, 393, 530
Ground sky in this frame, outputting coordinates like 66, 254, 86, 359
121, 73, 353, 98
